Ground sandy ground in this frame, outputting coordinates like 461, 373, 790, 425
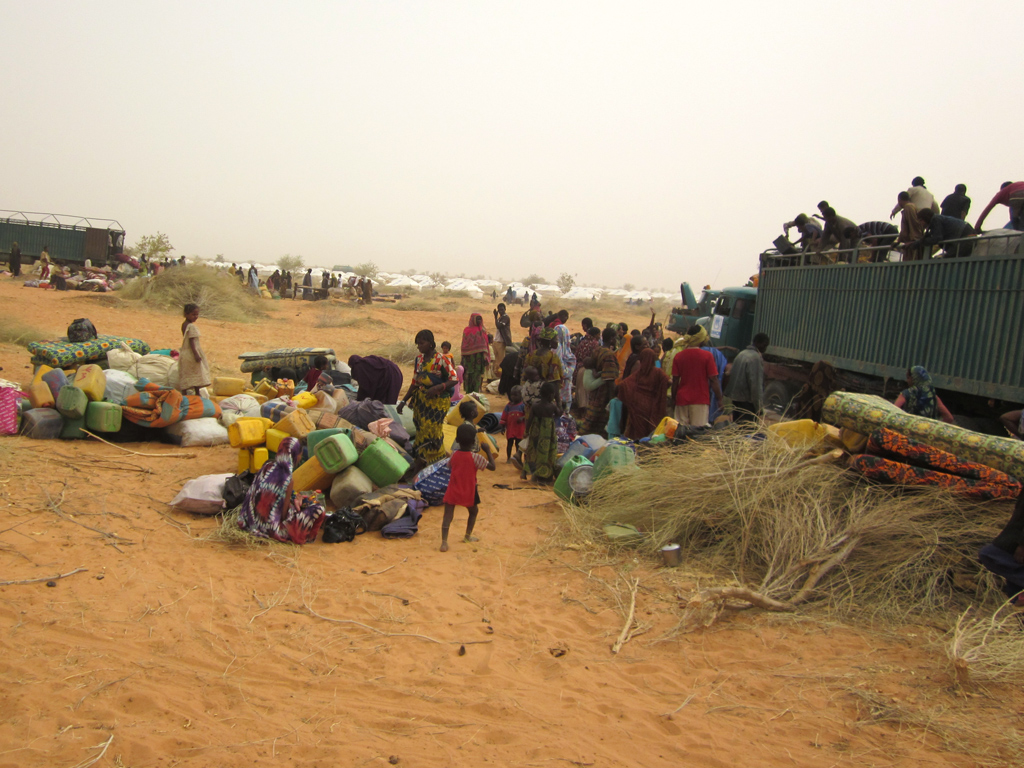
1, 280, 1023, 768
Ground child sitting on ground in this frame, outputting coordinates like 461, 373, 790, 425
303, 355, 331, 391
441, 422, 495, 552
500, 385, 526, 463
522, 381, 559, 483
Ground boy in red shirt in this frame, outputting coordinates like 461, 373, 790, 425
441, 422, 496, 552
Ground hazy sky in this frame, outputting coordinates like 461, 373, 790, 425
3, 1, 1020, 291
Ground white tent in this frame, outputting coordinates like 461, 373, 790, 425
386, 276, 422, 290
474, 279, 502, 288
625, 290, 652, 302
561, 287, 603, 300
446, 279, 484, 298
533, 284, 562, 293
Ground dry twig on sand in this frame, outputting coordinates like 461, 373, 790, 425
0, 567, 87, 586
81, 430, 197, 458
610, 577, 638, 654
66, 733, 113, 768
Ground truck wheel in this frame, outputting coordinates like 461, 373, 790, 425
764, 380, 798, 415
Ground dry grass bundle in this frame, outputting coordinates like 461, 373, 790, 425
948, 603, 1024, 687
563, 433, 1006, 619
313, 306, 385, 329
392, 298, 443, 312
119, 265, 266, 323
0, 316, 48, 347
203, 509, 281, 548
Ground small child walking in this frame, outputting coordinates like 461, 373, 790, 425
522, 381, 559, 483
500, 385, 526, 462
441, 422, 495, 552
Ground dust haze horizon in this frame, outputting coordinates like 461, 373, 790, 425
3, 1, 1020, 293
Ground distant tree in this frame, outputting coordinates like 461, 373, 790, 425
623, 283, 636, 291
126, 232, 174, 260
332, 264, 354, 273
522, 274, 546, 287
278, 254, 304, 271
354, 261, 379, 279
557, 272, 575, 293
214, 253, 225, 263
427, 271, 447, 288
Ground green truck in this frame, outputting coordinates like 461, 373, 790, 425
691, 231, 1024, 421
1, 210, 125, 267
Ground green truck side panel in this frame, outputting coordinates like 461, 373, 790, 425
755, 257, 1024, 402
0, 219, 88, 262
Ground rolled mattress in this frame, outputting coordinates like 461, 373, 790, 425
821, 392, 1024, 480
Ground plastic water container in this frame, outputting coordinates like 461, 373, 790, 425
213, 377, 247, 397
20, 408, 62, 439
85, 401, 122, 432
555, 456, 594, 502
27, 381, 55, 409
250, 447, 269, 472
356, 439, 410, 487
265, 428, 290, 453
32, 365, 53, 387
291, 391, 318, 410
228, 418, 267, 448
292, 455, 334, 492
330, 466, 374, 508
73, 364, 106, 402
556, 434, 607, 469
314, 432, 358, 473
237, 448, 251, 474
592, 443, 635, 480
273, 408, 315, 440
42, 369, 70, 402
652, 417, 679, 440
768, 419, 829, 450
61, 416, 87, 440
56, 385, 89, 420
307, 427, 345, 455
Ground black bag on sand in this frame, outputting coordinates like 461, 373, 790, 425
223, 472, 256, 509
322, 508, 366, 543
67, 318, 98, 342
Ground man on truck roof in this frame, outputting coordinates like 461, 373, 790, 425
911, 209, 975, 258
974, 181, 1024, 232
815, 207, 860, 262
783, 213, 822, 251
857, 221, 899, 262
940, 184, 971, 220
890, 177, 940, 219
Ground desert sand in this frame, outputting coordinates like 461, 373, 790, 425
1, 279, 1022, 768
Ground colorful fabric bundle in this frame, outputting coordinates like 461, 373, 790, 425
412, 457, 452, 506
261, 398, 296, 422
849, 428, 1021, 500
122, 381, 221, 428
28, 335, 150, 369
823, 392, 1024, 479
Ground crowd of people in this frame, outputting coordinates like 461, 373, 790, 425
779, 177, 1023, 263
226, 264, 377, 303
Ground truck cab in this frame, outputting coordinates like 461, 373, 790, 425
700, 286, 757, 359
667, 283, 722, 333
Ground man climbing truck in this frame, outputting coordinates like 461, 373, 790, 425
691, 235, 1024, 425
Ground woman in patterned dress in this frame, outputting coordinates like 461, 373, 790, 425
398, 329, 458, 466
460, 313, 491, 395
237, 437, 326, 544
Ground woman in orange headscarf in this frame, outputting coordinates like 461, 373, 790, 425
460, 313, 491, 395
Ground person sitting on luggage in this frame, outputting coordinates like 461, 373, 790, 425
303, 355, 331, 392
440, 422, 495, 552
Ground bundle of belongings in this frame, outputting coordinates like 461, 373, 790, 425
816, 392, 1024, 500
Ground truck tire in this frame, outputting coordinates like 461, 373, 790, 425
764, 380, 798, 415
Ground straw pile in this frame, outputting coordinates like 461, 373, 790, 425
120, 265, 266, 322
562, 432, 1008, 620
